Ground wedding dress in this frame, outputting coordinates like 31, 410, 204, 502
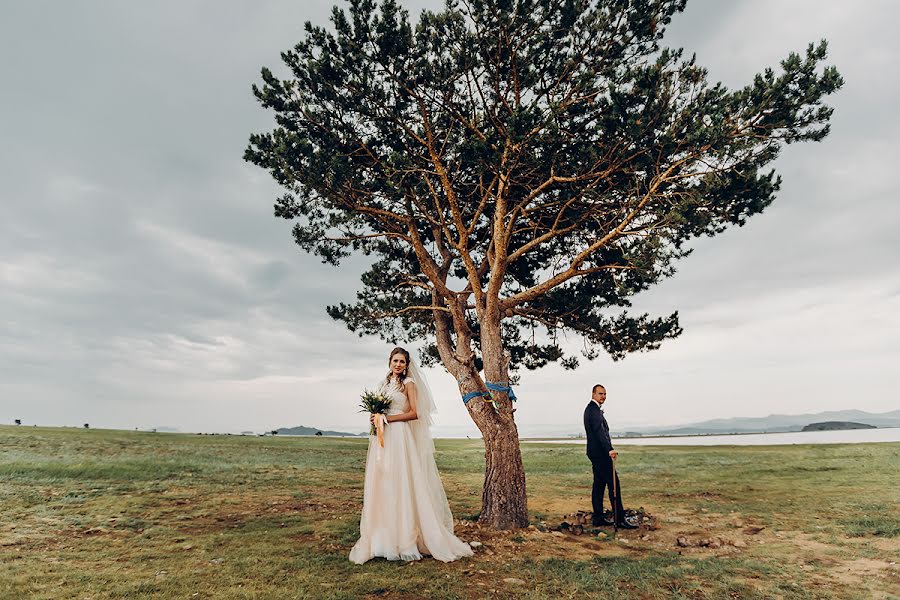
349, 359, 473, 564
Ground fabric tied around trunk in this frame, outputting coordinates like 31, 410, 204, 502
460, 381, 517, 412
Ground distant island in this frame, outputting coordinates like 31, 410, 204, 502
801, 421, 876, 432
614, 409, 900, 437
276, 425, 364, 437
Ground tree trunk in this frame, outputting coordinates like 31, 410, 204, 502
455, 377, 529, 529
475, 407, 528, 529
433, 302, 529, 529
468, 313, 529, 529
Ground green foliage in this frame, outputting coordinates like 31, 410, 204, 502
246, 0, 842, 372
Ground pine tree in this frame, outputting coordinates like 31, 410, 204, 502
246, 0, 842, 529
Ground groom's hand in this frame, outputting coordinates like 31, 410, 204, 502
609, 450, 618, 459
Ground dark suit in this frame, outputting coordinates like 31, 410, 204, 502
584, 401, 624, 520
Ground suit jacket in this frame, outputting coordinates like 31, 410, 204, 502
584, 401, 613, 460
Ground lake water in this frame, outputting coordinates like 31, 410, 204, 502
522, 427, 900, 446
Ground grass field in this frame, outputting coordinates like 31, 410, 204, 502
1, 425, 898, 599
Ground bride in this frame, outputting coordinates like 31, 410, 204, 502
349, 346, 474, 564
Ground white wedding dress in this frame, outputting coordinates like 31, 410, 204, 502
349, 368, 473, 564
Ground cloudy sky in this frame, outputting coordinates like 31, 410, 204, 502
2, 1, 898, 437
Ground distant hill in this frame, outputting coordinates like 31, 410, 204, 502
626, 409, 900, 436
276, 425, 364, 437
801, 421, 877, 432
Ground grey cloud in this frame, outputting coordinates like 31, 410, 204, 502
1, 0, 898, 434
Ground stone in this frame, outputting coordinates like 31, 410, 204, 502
676, 537, 690, 547
503, 578, 526, 585
469, 541, 483, 548
733, 540, 747, 548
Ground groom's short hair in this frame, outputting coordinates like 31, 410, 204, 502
592, 384, 605, 393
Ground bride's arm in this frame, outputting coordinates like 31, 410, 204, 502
385, 382, 418, 423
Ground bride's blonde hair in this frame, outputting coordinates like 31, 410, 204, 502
385, 346, 410, 391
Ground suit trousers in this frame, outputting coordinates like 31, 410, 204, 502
590, 456, 624, 518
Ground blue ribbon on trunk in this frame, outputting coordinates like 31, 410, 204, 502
461, 381, 517, 405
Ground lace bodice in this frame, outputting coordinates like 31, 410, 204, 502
379, 377, 413, 415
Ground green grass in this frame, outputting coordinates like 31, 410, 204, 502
1, 426, 898, 599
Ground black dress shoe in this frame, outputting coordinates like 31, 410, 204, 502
616, 519, 638, 529
591, 512, 614, 527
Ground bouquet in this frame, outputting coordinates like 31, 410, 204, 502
359, 390, 392, 443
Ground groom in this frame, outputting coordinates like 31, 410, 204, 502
584, 384, 637, 529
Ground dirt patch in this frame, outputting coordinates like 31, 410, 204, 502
171, 492, 357, 535
633, 504, 771, 556
521, 502, 767, 559
656, 516, 900, 595
830, 557, 898, 583
778, 533, 900, 594
287, 532, 318, 544
455, 519, 632, 562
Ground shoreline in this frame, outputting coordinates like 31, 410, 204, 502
519, 425, 900, 442
6, 424, 899, 441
